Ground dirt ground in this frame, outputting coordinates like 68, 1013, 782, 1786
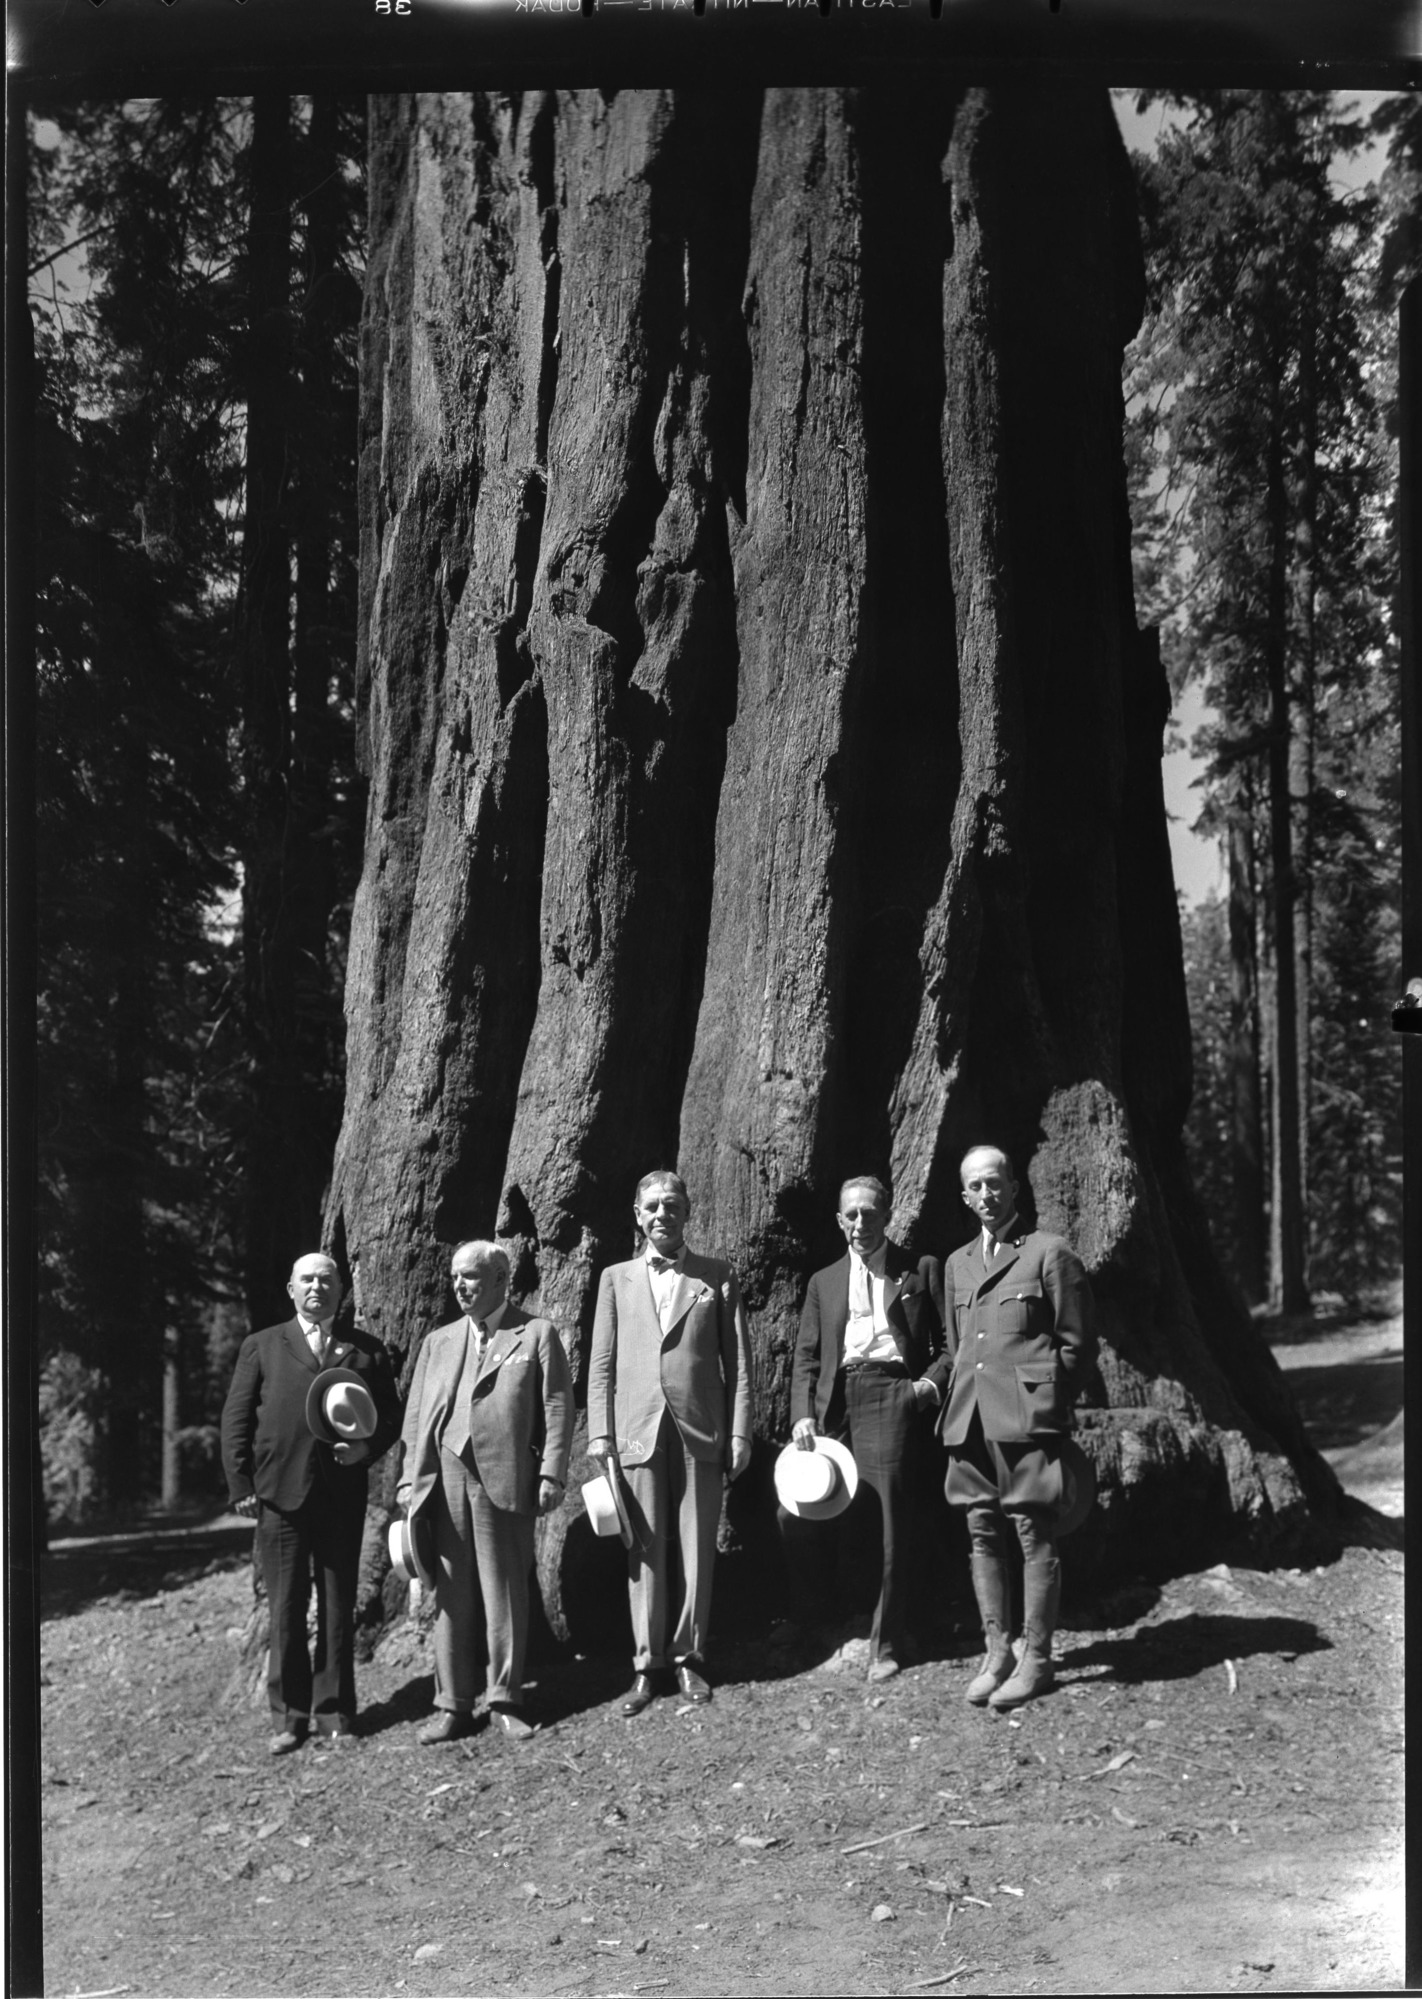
38, 1302, 1404, 1999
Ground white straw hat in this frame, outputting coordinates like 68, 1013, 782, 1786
773, 1436, 859, 1520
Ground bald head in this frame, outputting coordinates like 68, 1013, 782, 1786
959, 1147, 1018, 1236
288, 1253, 342, 1326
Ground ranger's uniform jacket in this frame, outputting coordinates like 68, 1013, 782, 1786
938, 1230, 1096, 1447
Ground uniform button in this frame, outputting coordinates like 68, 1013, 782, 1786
976, 1362, 983, 1370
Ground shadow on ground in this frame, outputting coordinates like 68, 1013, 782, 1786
42, 1518, 253, 1619
1064, 1610, 1330, 1683
1282, 1354, 1403, 1452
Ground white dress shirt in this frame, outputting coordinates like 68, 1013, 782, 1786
645, 1244, 684, 1328
843, 1244, 903, 1364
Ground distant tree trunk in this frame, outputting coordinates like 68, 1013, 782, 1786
237, 94, 302, 1323
239, 95, 354, 1323
1227, 800, 1267, 1303
161, 1328, 180, 1510
328, 87, 1345, 1646
1265, 392, 1310, 1313
1291, 298, 1317, 1276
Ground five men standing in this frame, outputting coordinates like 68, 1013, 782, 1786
224, 1143, 1094, 1744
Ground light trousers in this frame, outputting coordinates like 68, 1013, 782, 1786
431, 1445, 535, 1709
620, 1410, 723, 1671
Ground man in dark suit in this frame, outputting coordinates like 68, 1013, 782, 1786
940, 1145, 1096, 1709
221, 1252, 399, 1753
783, 1176, 950, 1681
396, 1239, 574, 1744
588, 1170, 753, 1717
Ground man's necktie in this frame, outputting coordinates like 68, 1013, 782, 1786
648, 1255, 676, 1274
849, 1257, 872, 1318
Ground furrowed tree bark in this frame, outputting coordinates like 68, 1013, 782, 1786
1265, 391, 1310, 1313
1227, 800, 1267, 1305
328, 86, 1347, 1655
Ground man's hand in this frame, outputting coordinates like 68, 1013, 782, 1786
791, 1418, 819, 1451
911, 1378, 940, 1408
537, 1477, 564, 1516
333, 1439, 370, 1467
395, 1486, 412, 1516
588, 1436, 615, 1464
728, 1436, 751, 1480
233, 1494, 259, 1520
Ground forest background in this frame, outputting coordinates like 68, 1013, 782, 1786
24, 85, 1416, 1531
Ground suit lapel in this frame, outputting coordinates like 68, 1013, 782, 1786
282, 1319, 322, 1373
884, 1242, 916, 1336
476, 1310, 525, 1390
828, 1256, 851, 1360
662, 1255, 717, 1340
978, 1235, 1021, 1291
619, 1260, 661, 1343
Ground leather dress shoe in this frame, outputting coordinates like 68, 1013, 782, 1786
621, 1672, 663, 1717
676, 1661, 712, 1704
418, 1709, 477, 1745
269, 1729, 305, 1757
867, 1654, 901, 1685
315, 1718, 357, 1743
491, 1703, 535, 1741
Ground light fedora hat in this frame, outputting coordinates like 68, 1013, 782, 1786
388, 1509, 436, 1588
774, 1436, 859, 1521
581, 1463, 636, 1550
306, 1366, 378, 1445
1056, 1437, 1098, 1538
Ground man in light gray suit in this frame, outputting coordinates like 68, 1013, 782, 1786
588, 1171, 754, 1716
397, 1240, 574, 1742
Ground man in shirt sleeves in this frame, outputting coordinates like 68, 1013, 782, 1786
221, 1252, 399, 1753
940, 1146, 1097, 1709
588, 1171, 754, 1717
396, 1239, 574, 1742
783, 1176, 951, 1682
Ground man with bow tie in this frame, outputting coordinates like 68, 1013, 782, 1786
940, 1146, 1097, 1709
396, 1239, 574, 1743
221, 1252, 400, 1754
783, 1176, 950, 1682
588, 1171, 754, 1716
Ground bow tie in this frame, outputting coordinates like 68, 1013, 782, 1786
648, 1255, 678, 1274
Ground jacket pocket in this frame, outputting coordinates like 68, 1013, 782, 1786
997, 1280, 1044, 1336
1015, 1360, 1065, 1435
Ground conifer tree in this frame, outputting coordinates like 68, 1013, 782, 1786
1126, 90, 1394, 1311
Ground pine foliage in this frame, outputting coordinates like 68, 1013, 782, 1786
1127, 91, 1402, 1308
29, 97, 365, 1523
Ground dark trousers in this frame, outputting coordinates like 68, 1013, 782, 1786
256, 1486, 361, 1731
781, 1366, 923, 1660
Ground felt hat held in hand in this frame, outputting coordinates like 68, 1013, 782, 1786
306, 1367, 378, 1444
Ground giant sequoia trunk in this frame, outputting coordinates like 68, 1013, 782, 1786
327, 85, 1346, 1650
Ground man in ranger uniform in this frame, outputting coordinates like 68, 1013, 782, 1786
940, 1146, 1097, 1709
